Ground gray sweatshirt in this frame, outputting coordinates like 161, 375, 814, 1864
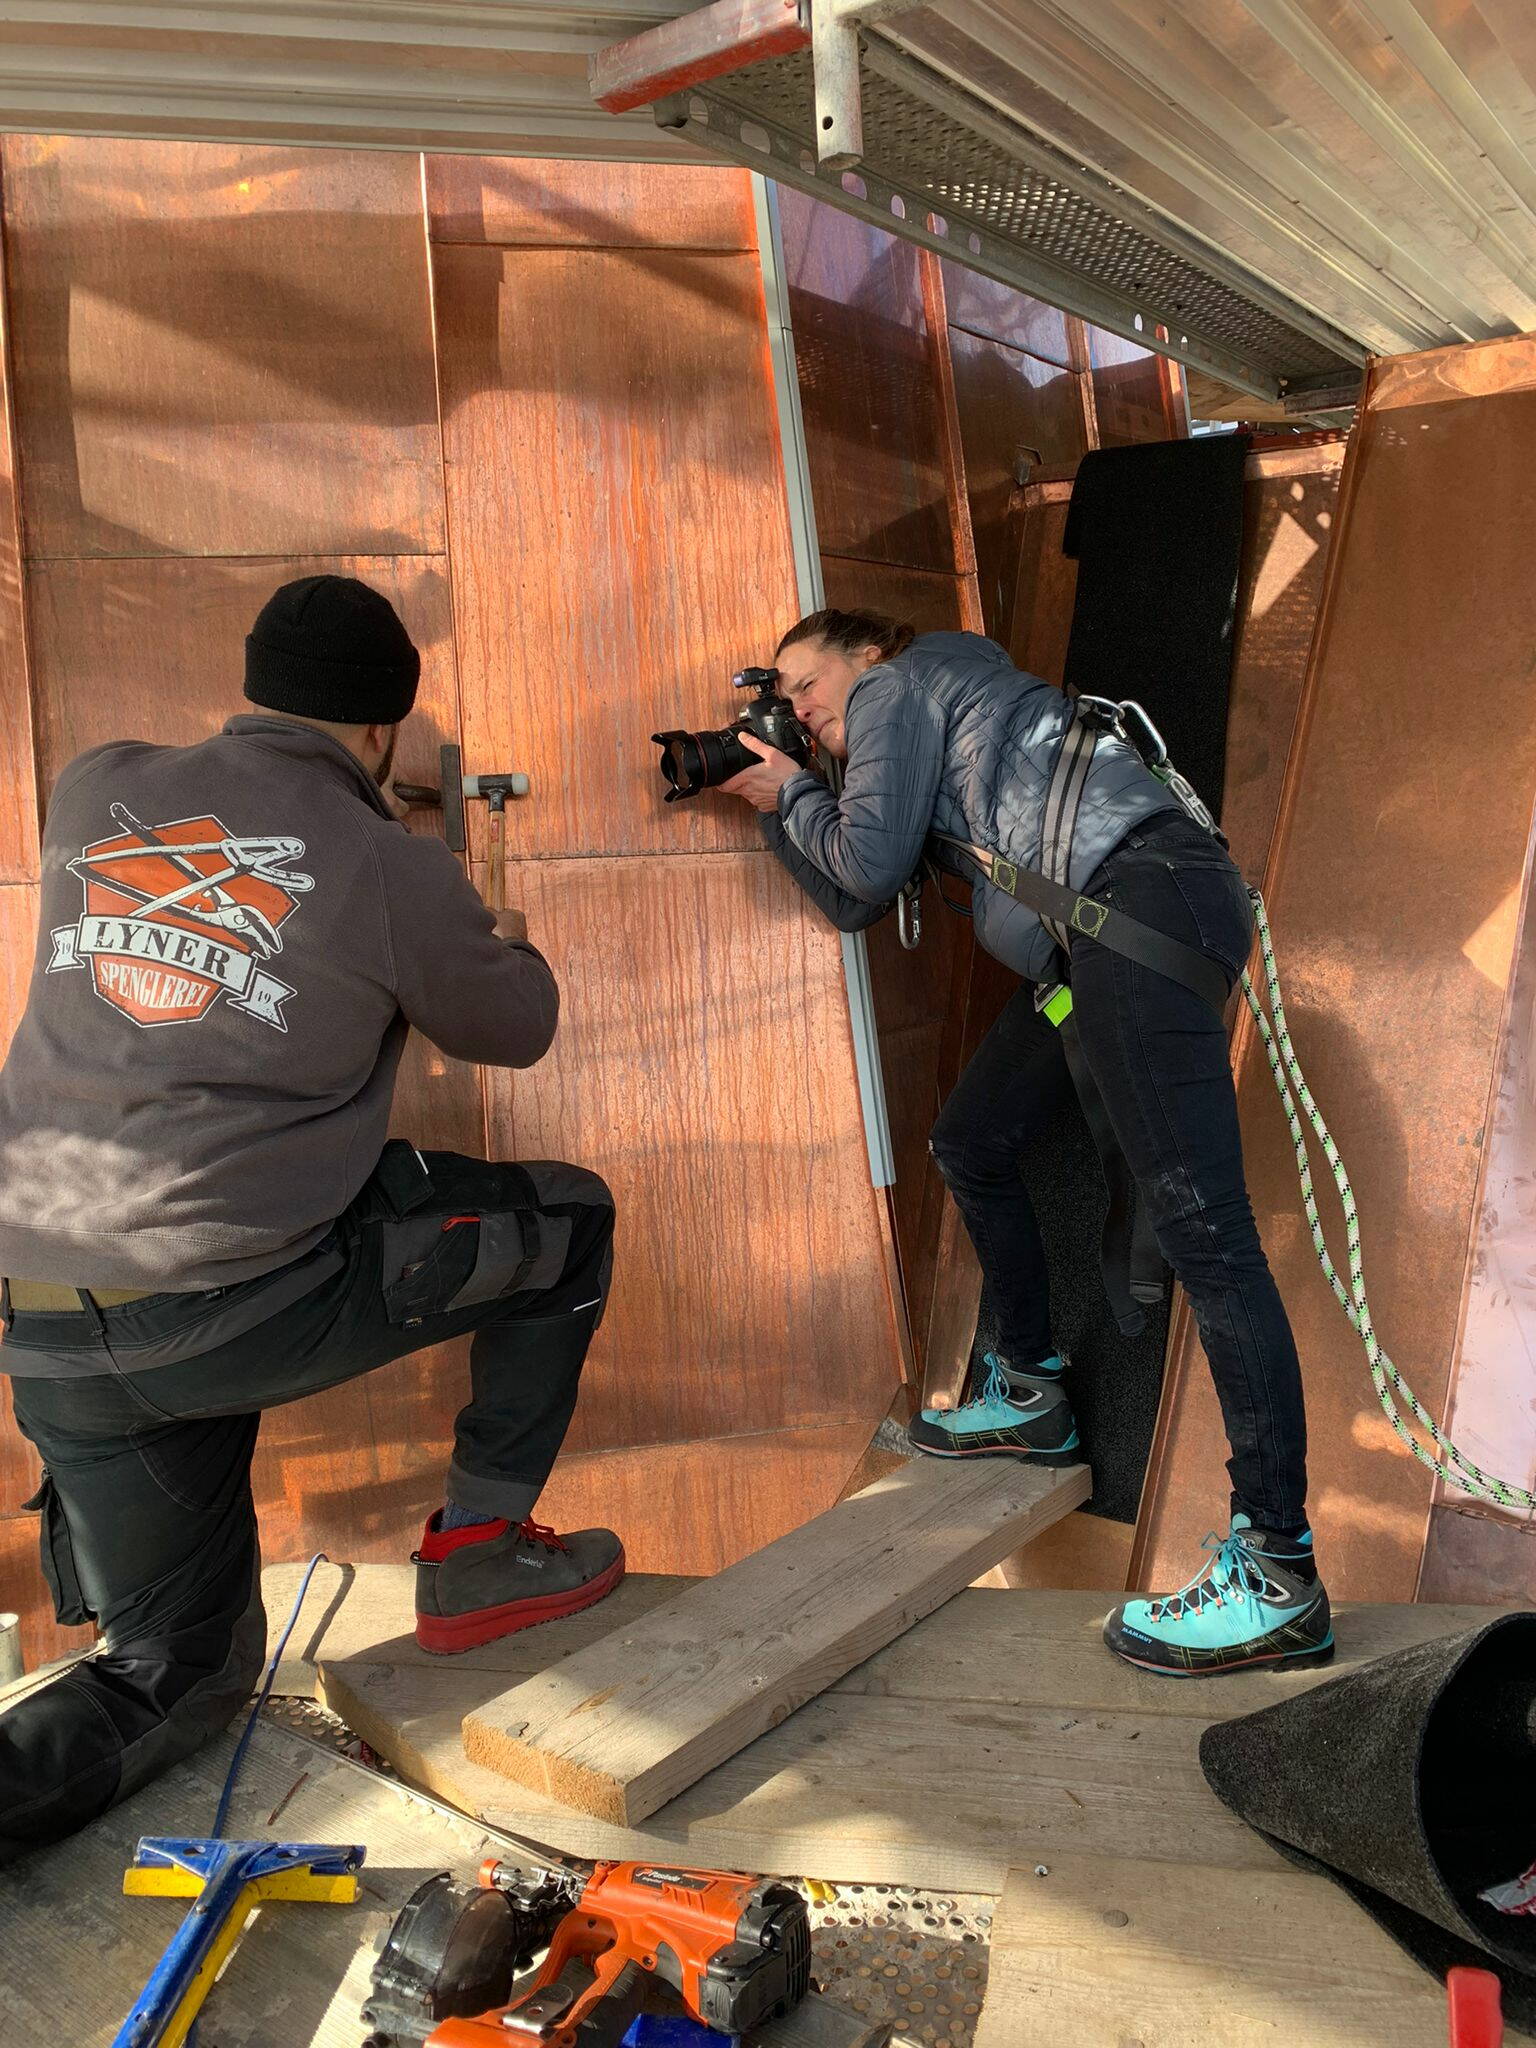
0, 716, 557, 1290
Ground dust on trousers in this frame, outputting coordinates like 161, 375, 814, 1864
0, 1143, 615, 1863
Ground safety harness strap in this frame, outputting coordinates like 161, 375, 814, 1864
930, 831, 1232, 1016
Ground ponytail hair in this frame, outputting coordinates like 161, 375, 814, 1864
775, 607, 915, 666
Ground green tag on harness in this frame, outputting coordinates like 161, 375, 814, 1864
1043, 985, 1074, 1028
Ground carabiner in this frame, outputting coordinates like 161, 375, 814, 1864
898, 880, 923, 951
1116, 699, 1170, 769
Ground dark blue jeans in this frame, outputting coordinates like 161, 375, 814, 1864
930, 811, 1307, 1533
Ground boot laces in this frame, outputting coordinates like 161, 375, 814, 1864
1148, 1530, 1269, 1624
955, 1353, 1020, 1413
518, 1519, 569, 1554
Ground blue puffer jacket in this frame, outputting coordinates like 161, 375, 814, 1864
763, 631, 1180, 983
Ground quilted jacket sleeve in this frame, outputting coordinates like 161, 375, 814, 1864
760, 811, 895, 932
776, 668, 946, 902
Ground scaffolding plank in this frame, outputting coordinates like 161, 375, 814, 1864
459, 1457, 1090, 1824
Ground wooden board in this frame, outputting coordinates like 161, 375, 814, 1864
459, 1458, 1090, 1825
271, 1563, 1504, 1721
2, 138, 443, 560
326, 1660, 1271, 1892
312, 1578, 1505, 1895
970, 1855, 1509, 2048
0, 1706, 891, 2048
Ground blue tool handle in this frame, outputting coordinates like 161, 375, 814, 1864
114, 1839, 365, 2048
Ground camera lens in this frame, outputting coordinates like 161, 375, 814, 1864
652, 727, 752, 801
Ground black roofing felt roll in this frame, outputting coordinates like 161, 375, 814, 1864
1200, 1613, 1536, 2027
1063, 431, 1250, 820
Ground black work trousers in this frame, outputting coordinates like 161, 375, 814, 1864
0, 1142, 615, 1863
929, 812, 1308, 1534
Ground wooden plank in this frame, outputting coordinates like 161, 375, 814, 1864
590, 0, 808, 114
277, 1564, 1505, 1721
971, 1855, 1493, 2048
318, 1587, 1506, 1892
459, 1459, 1090, 1825
323, 1658, 1271, 1890
2, 138, 443, 560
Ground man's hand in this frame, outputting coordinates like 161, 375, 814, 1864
719, 732, 802, 814
493, 907, 529, 944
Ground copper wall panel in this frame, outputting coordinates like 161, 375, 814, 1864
480, 854, 902, 1455
819, 556, 967, 632
2, 138, 443, 559
1418, 1501, 1536, 1604
940, 262, 1075, 369
0, 170, 38, 884
0, 884, 86, 1666
1136, 337, 1536, 1602
426, 155, 756, 249
1083, 325, 1182, 448
1414, 788, 1536, 1595
947, 330, 1087, 639
432, 241, 795, 864
534, 1421, 881, 1576
1008, 491, 1077, 686
1221, 448, 1344, 884
815, 558, 974, 1368
25, 554, 458, 802
777, 189, 954, 573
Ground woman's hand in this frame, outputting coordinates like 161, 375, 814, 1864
719, 733, 802, 813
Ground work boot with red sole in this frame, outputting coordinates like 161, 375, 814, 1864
413, 1514, 625, 1654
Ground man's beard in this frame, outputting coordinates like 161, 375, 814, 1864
374, 728, 398, 787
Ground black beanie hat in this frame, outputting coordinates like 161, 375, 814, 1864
244, 575, 421, 724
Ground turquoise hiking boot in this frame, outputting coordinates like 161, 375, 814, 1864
1103, 1515, 1333, 1677
907, 1352, 1081, 1466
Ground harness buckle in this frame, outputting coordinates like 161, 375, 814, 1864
991, 856, 1019, 895
1071, 896, 1109, 938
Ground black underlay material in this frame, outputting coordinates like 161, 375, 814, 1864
968, 433, 1249, 1525
970, 1076, 1168, 1526
1201, 1615, 1536, 2026
1063, 432, 1251, 818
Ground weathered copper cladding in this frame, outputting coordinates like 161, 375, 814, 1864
1417, 767, 1536, 1599
1135, 338, 1536, 1602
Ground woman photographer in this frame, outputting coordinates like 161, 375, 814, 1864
719, 608, 1328, 1679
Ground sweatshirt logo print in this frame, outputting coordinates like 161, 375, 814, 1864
47, 803, 315, 1031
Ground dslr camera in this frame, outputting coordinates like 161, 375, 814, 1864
652, 667, 814, 803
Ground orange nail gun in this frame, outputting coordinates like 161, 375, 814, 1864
362, 1830, 812, 2048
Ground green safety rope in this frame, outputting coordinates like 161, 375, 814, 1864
1240, 886, 1536, 1513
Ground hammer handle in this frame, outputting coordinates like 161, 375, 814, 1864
488, 808, 505, 912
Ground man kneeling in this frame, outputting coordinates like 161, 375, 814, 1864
0, 575, 621, 1862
